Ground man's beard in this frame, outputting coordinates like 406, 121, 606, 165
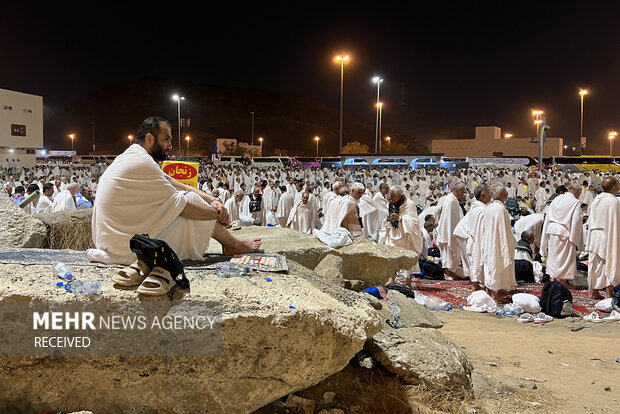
149, 141, 168, 162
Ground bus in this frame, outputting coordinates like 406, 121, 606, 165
294, 157, 320, 168
371, 157, 409, 168
251, 156, 293, 168
552, 156, 620, 172
410, 157, 439, 170
319, 157, 342, 168
439, 157, 469, 172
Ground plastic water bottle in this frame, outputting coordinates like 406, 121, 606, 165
215, 263, 250, 277
54, 262, 74, 281
424, 296, 452, 311
65, 281, 101, 294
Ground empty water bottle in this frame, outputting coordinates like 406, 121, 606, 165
215, 263, 250, 278
424, 296, 452, 311
66, 281, 101, 295
54, 262, 74, 281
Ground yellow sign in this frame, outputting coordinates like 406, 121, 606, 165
162, 161, 200, 188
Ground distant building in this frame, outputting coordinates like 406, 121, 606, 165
0, 88, 43, 168
432, 126, 563, 158
216, 138, 259, 157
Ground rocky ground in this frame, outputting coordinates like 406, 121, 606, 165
1, 193, 617, 414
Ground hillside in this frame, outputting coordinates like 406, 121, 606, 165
44, 79, 428, 157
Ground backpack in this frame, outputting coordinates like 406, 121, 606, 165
539, 280, 573, 317
129, 234, 189, 289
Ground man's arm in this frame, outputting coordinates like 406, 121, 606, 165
179, 200, 219, 220
167, 176, 229, 225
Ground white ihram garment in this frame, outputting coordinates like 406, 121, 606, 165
87, 144, 214, 265
482, 200, 517, 292
286, 201, 313, 234
586, 193, 620, 290
540, 193, 583, 281
436, 193, 463, 272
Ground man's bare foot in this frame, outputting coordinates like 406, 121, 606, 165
473, 283, 484, 291
223, 238, 262, 255
590, 290, 604, 300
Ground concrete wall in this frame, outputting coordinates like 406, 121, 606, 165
0, 89, 43, 149
432, 126, 563, 157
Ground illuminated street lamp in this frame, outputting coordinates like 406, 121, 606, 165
68, 133, 75, 152
185, 136, 191, 155
377, 102, 384, 152
258, 137, 264, 156
579, 89, 588, 152
532, 110, 543, 137
172, 94, 185, 156
372, 76, 384, 153
128, 135, 133, 145
314, 136, 320, 157
335, 55, 350, 154
609, 131, 617, 156
504, 133, 513, 139
386, 136, 391, 151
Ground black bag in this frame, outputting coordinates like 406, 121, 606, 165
427, 246, 441, 258
385, 282, 415, 299
539, 280, 573, 317
514, 260, 535, 284
612, 284, 620, 312
129, 234, 189, 289
421, 259, 444, 280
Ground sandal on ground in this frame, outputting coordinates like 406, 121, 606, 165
583, 312, 604, 323
602, 310, 620, 321
112, 260, 151, 286
136, 267, 176, 296
533, 312, 553, 323
517, 313, 535, 323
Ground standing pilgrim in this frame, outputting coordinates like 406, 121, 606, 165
436, 183, 466, 279
482, 184, 517, 303
466, 184, 490, 291
585, 177, 620, 299
540, 184, 583, 289
276, 186, 294, 227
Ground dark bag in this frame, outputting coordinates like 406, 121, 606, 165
421, 260, 444, 280
514, 260, 535, 284
427, 246, 441, 258
129, 234, 189, 289
539, 280, 573, 317
612, 284, 620, 312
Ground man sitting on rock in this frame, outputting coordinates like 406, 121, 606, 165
88, 116, 261, 265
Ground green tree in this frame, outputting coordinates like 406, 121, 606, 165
342, 141, 370, 154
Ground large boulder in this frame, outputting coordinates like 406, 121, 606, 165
387, 290, 443, 329
35, 208, 94, 250
367, 327, 473, 392
0, 254, 383, 414
0, 191, 47, 248
211, 227, 418, 286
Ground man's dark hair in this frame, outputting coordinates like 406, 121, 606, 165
26, 184, 39, 193
14, 186, 25, 194
555, 185, 567, 194
280, 185, 287, 192
42, 183, 54, 192
136, 117, 171, 143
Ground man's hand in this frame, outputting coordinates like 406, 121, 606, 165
387, 213, 399, 222
211, 200, 230, 226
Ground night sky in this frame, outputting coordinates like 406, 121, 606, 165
2, 1, 620, 154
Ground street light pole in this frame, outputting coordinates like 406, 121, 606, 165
172, 95, 185, 156
258, 137, 263, 157
68, 134, 75, 153
250, 111, 255, 147
377, 102, 383, 153
185, 136, 190, 155
579, 89, 588, 154
609, 131, 617, 156
335, 55, 350, 154
372, 77, 383, 153
314, 136, 320, 157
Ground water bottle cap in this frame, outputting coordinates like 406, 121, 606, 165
65, 273, 73, 281
56, 282, 63, 287
64, 284, 72, 292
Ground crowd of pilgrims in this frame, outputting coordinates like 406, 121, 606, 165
3, 158, 619, 302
